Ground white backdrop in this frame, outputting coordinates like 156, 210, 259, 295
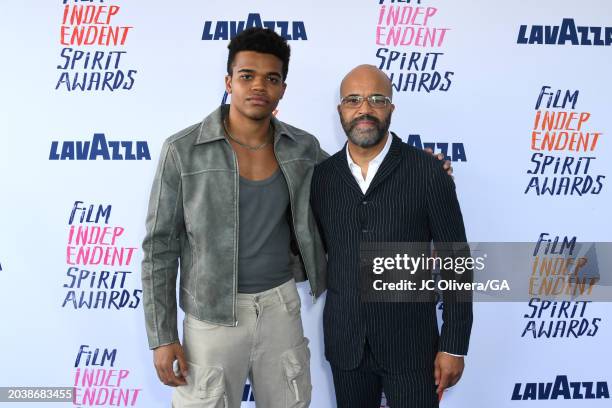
1, 0, 611, 407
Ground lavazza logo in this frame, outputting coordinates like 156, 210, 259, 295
512, 375, 609, 401
49, 133, 150, 161
202, 13, 307, 40
517, 18, 612, 46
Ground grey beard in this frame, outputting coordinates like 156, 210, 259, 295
347, 127, 385, 148
343, 114, 390, 148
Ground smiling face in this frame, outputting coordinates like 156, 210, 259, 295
225, 51, 286, 122
338, 65, 395, 148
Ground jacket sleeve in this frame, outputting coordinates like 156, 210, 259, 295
426, 160, 473, 356
141, 140, 184, 349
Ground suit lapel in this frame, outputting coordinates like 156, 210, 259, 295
366, 133, 403, 195
330, 143, 364, 197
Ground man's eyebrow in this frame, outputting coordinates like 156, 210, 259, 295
343, 93, 386, 97
236, 69, 282, 78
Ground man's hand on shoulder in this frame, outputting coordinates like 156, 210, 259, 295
153, 342, 188, 386
434, 351, 465, 395
424, 147, 453, 177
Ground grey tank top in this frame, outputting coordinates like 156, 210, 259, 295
237, 168, 292, 293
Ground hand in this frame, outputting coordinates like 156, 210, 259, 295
434, 352, 464, 395
424, 147, 453, 177
153, 342, 188, 386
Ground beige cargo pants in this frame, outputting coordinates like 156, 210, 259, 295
172, 278, 312, 408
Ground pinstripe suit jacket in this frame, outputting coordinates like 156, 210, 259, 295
310, 134, 472, 373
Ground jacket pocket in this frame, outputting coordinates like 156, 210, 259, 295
281, 339, 312, 407
172, 363, 226, 408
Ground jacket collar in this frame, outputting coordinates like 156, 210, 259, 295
331, 132, 403, 196
195, 104, 297, 145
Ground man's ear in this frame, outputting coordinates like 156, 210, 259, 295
224, 75, 232, 94
390, 103, 395, 114
279, 82, 287, 99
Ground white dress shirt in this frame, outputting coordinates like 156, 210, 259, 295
346, 133, 392, 194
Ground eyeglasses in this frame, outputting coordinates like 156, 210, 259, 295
340, 94, 392, 109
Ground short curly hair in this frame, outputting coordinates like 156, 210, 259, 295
227, 27, 291, 81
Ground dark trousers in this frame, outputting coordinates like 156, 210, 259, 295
331, 341, 439, 408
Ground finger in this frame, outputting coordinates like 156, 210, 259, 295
168, 360, 188, 386
171, 372, 188, 386
176, 348, 189, 378
437, 372, 450, 394
163, 360, 184, 386
157, 362, 172, 386
434, 361, 441, 387
161, 361, 175, 385
169, 356, 187, 386
154, 364, 166, 384
424, 147, 433, 155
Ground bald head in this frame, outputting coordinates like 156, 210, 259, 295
337, 65, 395, 149
340, 64, 393, 99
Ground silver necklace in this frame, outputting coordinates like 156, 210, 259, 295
223, 118, 273, 151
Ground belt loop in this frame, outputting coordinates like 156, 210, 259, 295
275, 286, 285, 305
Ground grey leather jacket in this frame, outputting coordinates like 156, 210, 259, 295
141, 105, 328, 349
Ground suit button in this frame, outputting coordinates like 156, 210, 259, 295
362, 200, 369, 205
362, 229, 369, 233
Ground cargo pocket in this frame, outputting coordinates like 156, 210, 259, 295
281, 339, 312, 408
172, 363, 227, 408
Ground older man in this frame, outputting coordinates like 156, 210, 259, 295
310, 65, 472, 408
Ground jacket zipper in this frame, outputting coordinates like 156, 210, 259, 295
273, 143, 317, 304
228, 140, 239, 326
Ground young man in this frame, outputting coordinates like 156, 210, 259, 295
141, 28, 327, 407
310, 65, 472, 408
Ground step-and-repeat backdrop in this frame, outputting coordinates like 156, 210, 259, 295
1, 1, 611, 407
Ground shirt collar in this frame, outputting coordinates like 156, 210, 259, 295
195, 104, 297, 145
